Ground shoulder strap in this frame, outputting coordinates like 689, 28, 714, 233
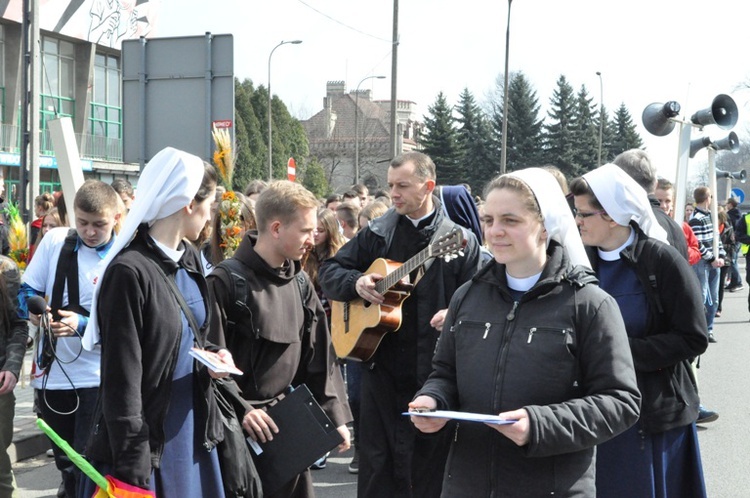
296, 272, 314, 337
145, 258, 203, 345
50, 228, 87, 316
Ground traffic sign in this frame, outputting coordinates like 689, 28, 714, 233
731, 187, 745, 204
288, 158, 296, 182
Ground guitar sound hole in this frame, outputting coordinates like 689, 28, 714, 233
363, 301, 371, 309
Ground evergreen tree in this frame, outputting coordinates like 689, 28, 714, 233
505, 72, 544, 172
455, 88, 494, 193
599, 106, 617, 163
233, 79, 266, 190
301, 158, 330, 198
610, 103, 644, 156
543, 75, 578, 178
420, 92, 462, 185
571, 85, 600, 174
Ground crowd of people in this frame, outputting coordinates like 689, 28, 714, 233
0, 145, 742, 498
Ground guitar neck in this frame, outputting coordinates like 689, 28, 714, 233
375, 246, 432, 294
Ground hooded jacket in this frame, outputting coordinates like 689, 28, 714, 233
207, 231, 351, 428
417, 240, 641, 497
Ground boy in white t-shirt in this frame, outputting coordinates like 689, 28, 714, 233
19, 180, 120, 498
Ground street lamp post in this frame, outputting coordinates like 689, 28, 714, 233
500, 0, 513, 174
267, 39, 302, 182
354, 75, 386, 184
596, 71, 603, 166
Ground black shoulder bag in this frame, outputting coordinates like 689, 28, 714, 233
147, 258, 263, 498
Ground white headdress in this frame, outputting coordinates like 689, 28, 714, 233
508, 168, 591, 269
582, 163, 669, 244
83, 147, 205, 350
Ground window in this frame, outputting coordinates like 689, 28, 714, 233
41, 36, 75, 136
91, 53, 121, 138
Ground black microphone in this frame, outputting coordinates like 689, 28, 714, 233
27, 296, 48, 316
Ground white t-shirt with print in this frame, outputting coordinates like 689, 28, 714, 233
23, 227, 106, 390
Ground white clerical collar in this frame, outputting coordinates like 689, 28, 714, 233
598, 227, 636, 262
506, 271, 542, 292
151, 236, 185, 263
406, 208, 436, 227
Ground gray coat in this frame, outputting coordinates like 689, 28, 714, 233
417, 241, 641, 497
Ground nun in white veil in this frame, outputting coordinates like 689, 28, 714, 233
570, 163, 709, 498
408, 168, 640, 497
81, 147, 231, 497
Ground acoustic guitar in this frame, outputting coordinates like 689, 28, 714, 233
331, 229, 466, 361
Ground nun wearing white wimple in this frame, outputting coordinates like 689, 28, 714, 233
570, 163, 709, 498
410, 168, 640, 497
81, 147, 230, 497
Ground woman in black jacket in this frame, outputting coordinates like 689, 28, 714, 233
570, 164, 709, 498
83, 147, 234, 497
410, 168, 640, 497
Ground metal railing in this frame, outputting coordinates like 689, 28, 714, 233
0, 123, 122, 162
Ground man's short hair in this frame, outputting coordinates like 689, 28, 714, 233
390, 151, 436, 182
656, 178, 673, 191
350, 184, 368, 197
342, 190, 359, 201
726, 197, 738, 208
74, 180, 120, 215
255, 181, 318, 233
694, 186, 710, 204
325, 194, 342, 207
613, 149, 657, 193
244, 179, 268, 197
336, 203, 360, 230
110, 178, 134, 199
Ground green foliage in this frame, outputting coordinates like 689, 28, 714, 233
301, 158, 330, 198
421, 92, 462, 185
504, 72, 544, 172
571, 85, 600, 174
610, 103, 644, 155
455, 88, 495, 193
544, 75, 579, 178
230, 78, 309, 188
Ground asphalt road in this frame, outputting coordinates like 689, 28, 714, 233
13, 272, 750, 498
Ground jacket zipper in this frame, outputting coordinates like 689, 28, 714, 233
489, 300, 519, 495
526, 327, 569, 344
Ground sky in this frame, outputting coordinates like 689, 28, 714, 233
156, 0, 750, 182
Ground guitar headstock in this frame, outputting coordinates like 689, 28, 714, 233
428, 229, 467, 262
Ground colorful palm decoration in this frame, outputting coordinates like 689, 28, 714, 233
4, 202, 28, 270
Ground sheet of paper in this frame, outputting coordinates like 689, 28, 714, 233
402, 410, 518, 425
189, 347, 244, 376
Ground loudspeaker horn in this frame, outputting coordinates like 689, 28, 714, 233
642, 101, 681, 136
712, 131, 740, 153
690, 94, 738, 130
689, 136, 712, 158
716, 169, 746, 183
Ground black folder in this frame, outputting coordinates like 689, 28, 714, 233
250, 384, 344, 495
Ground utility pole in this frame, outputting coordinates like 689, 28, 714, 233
389, 0, 399, 159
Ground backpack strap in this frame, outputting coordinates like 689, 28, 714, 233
50, 228, 88, 317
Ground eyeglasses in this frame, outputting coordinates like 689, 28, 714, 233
574, 209, 607, 220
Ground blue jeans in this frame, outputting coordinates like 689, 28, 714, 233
694, 259, 720, 331
729, 246, 742, 287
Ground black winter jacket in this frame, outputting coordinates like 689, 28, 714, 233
86, 227, 222, 489
417, 240, 641, 497
591, 226, 708, 433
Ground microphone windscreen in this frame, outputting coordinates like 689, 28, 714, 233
27, 296, 48, 315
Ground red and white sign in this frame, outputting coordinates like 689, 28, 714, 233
287, 158, 296, 182
212, 120, 233, 129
